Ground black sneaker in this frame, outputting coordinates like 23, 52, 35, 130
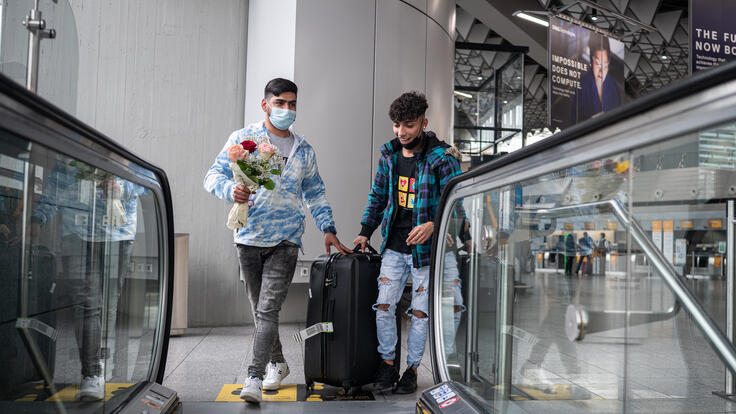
373, 361, 399, 391
393, 368, 417, 394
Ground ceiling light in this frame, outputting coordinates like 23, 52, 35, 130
590, 9, 598, 21
477, 76, 483, 80
661, 55, 668, 60
503, 100, 508, 104
454, 91, 473, 99
512, 11, 549, 27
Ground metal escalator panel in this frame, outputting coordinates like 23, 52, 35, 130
429, 64, 736, 413
0, 75, 176, 413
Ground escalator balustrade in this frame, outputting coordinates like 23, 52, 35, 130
426, 63, 736, 413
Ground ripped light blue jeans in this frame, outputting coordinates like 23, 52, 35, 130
374, 249, 429, 368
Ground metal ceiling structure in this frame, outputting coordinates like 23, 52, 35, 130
454, 0, 690, 134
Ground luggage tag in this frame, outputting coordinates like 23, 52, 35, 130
16, 317, 58, 341
293, 322, 333, 343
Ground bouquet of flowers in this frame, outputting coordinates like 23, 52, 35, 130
226, 136, 283, 230
69, 160, 127, 227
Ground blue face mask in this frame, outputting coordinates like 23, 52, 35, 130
268, 106, 296, 130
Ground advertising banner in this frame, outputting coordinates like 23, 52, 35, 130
549, 15, 625, 129
691, 0, 736, 72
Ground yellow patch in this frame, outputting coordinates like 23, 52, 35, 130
215, 384, 298, 402
45, 383, 134, 402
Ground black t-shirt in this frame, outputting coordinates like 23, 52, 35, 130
386, 152, 416, 254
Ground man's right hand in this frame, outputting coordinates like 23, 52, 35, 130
353, 235, 368, 253
233, 184, 253, 204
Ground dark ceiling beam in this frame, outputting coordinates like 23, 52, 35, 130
457, 0, 549, 67
455, 41, 530, 53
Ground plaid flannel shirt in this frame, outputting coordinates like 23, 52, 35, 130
360, 131, 462, 268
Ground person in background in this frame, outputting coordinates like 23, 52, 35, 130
595, 232, 610, 275
576, 231, 594, 276
564, 233, 576, 276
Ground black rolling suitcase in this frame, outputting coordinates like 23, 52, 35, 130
303, 245, 400, 392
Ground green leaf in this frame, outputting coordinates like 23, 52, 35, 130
237, 160, 249, 174
263, 179, 275, 190
271, 169, 281, 175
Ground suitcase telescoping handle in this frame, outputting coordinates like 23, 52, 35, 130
324, 253, 340, 287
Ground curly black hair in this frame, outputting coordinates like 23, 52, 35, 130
388, 91, 428, 123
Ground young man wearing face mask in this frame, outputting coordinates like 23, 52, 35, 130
354, 92, 463, 394
204, 78, 351, 403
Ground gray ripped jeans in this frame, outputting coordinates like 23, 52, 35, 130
236, 241, 298, 379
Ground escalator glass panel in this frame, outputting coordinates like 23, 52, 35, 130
625, 122, 736, 412
434, 119, 736, 412
0, 128, 165, 411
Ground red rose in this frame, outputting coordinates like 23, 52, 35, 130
240, 140, 257, 153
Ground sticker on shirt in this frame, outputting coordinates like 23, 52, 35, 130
407, 193, 415, 209
398, 176, 409, 192
398, 192, 407, 207
409, 178, 416, 193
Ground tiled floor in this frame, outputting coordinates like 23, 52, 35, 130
162, 317, 433, 404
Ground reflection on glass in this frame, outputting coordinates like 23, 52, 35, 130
435, 120, 736, 412
441, 202, 471, 373
0, 129, 162, 411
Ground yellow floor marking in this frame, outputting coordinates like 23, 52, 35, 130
17, 394, 38, 402
517, 384, 573, 400
215, 384, 243, 402
44, 383, 134, 402
216, 384, 298, 402
262, 384, 297, 402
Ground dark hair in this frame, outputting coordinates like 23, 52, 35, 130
588, 35, 611, 66
264, 78, 298, 99
388, 91, 428, 123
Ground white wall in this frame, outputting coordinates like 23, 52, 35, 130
244, 0, 296, 123
295, 0, 456, 260
66, 0, 251, 327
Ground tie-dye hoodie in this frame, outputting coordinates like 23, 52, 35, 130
204, 120, 337, 247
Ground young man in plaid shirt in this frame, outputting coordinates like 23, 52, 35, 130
354, 92, 462, 394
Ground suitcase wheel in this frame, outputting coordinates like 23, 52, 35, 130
343, 385, 361, 395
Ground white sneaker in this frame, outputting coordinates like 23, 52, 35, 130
263, 362, 290, 391
76, 375, 105, 401
240, 376, 262, 403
